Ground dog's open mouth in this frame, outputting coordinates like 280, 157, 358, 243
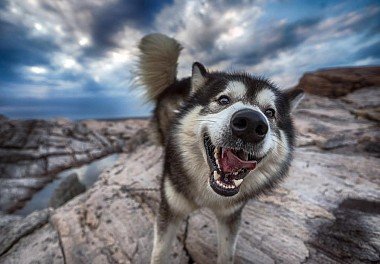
204, 134, 261, 197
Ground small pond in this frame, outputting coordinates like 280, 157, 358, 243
15, 154, 119, 216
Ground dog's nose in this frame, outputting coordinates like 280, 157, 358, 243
230, 109, 268, 143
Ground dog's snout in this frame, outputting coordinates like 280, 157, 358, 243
230, 109, 268, 143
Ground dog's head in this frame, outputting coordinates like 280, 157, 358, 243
174, 62, 303, 198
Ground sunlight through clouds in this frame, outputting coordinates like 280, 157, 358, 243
28, 66, 48, 74
0, 0, 379, 118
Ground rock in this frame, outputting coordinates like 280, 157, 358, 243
295, 66, 380, 98
74, 122, 90, 136
0, 118, 148, 213
184, 148, 380, 263
49, 173, 86, 208
0, 208, 52, 255
0, 75, 379, 263
123, 128, 150, 152
39, 130, 379, 263
294, 93, 379, 156
310, 198, 380, 262
352, 107, 380, 122
0, 187, 35, 213
47, 155, 75, 173
342, 87, 380, 109
342, 87, 380, 122
74, 153, 90, 163
50, 146, 188, 263
42, 86, 379, 263
0, 223, 64, 264
55, 117, 71, 126
0, 212, 22, 225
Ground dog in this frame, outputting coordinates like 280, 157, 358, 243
137, 33, 304, 264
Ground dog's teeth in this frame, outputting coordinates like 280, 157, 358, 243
233, 179, 243, 187
215, 154, 220, 167
213, 171, 221, 181
214, 148, 221, 168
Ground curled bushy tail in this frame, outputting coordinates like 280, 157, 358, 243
137, 33, 182, 101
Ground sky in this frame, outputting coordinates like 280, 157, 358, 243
0, 0, 379, 119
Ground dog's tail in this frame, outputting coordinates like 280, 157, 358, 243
137, 33, 182, 102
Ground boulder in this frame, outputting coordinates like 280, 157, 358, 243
49, 173, 86, 208
295, 66, 380, 97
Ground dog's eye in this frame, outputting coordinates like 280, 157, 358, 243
217, 95, 230, 105
265, 108, 275, 118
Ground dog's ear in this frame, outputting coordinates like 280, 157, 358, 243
283, 88, 304, 111
191, 62, 207, 93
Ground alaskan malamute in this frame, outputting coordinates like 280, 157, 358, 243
137, 33, 304, 264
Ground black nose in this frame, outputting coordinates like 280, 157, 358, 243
230, 109, 268, 143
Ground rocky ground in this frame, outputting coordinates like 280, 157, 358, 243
0, 67, 379, 263
0, 118, 147, 212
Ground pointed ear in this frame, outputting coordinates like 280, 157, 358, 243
284, 88, 304, 111
191, 62, 207, 93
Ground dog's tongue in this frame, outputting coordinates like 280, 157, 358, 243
220, 148, 256, 173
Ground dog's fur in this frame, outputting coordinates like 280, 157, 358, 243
137, 33, 304, 264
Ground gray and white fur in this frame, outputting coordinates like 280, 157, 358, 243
137, 33, 304, 264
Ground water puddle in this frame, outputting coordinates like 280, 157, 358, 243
15, 154, 119, 216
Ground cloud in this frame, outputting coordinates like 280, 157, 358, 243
0, 0, 152, 99
0, 19, 57, 82
0, 0, 379, 118
154, 0, 266, 76
155, 0, 380, 86
353, 40, 380, 61
235, 17, 322, 66
88, 0, 173, 55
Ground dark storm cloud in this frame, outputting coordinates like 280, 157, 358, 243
87, 0, 172, 55
238, 17, 322, 65
361, 12, 380, 39
353, 40, 380, 60
0, 19, 57, 82
0, 0, 7, 9
201, 3, 380, 67
0, 0, 379, 119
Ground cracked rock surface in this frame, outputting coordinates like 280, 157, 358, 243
0, 118, 147, 212
0, 71, 379, 263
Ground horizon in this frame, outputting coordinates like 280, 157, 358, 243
0, 0, 379, 119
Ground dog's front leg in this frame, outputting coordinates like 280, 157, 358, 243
216, 207, 243, 264
151, 198, 181, 264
